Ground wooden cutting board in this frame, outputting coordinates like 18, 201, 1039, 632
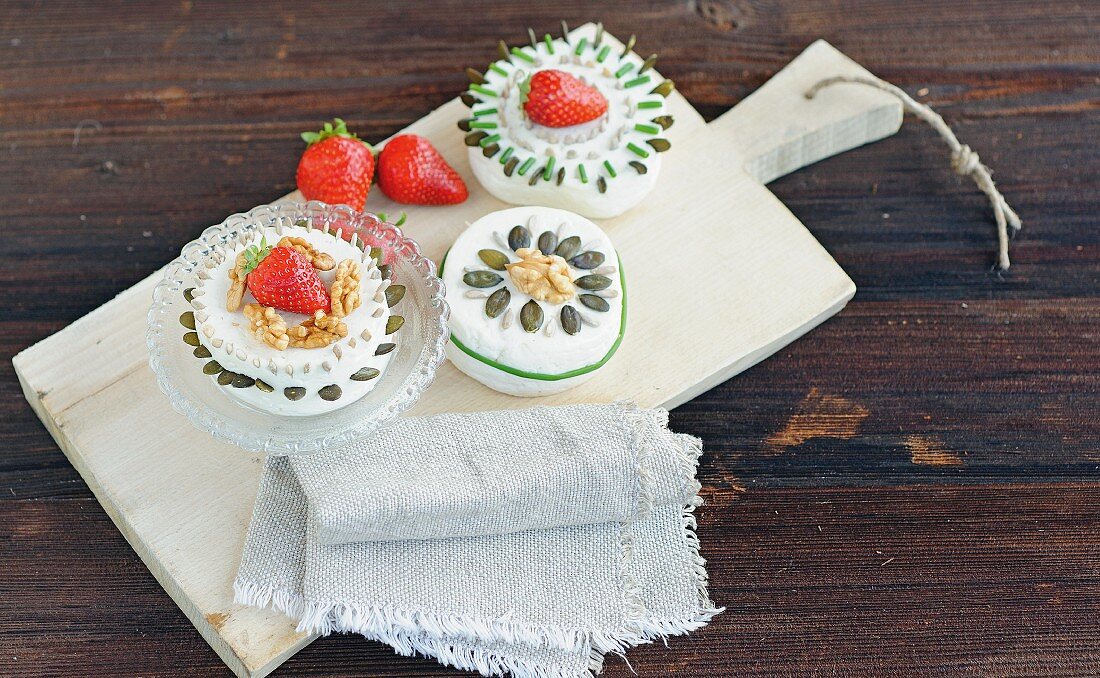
13, 27, 900, 678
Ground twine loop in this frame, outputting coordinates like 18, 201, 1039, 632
805, 75, 1021, 270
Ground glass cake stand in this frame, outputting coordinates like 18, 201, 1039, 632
146, 201, 450, 455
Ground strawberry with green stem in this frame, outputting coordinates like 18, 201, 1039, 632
241, 237, 330, 315
521, 69, 608, 128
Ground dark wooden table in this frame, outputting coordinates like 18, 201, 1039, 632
2, 1, 1097, 675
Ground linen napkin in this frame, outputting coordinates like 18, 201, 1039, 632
234, 403, 721, 677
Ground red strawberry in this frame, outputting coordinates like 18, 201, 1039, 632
242, 240, 330, 315
376, 134, 468, 205
521, 69, 608, 128
296, 118, 375, 210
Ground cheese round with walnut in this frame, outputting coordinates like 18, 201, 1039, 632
441, 206, 625, 396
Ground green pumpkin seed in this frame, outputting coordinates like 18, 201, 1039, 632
465, 67, 485, 84
319, 385, 342, 401
482, 143, 499, 158
556, 167, 565, 186
651, 79, 674, 97
484, 287, 510, 318
639, 53, 658, 74
193, 345, 212, 359
597, 176, 607, 194
183, 288, 195, 302
217, 371, 236, 386
503, 157, 519, 176
255, 379, 274, 393
463, 271, 503, 288
580, 294, 610, 312
464, 131, 488, 147
497, 40, 509, 61
537, 231, 558, 255
379, 264, 391, 280
457, 118, 472, 132
203, 360, 223, 375
508, 225, 531, 251
621, 34, 636, 57
478, 249, 509, 271
528, 167, 543, 186
284, 387, 306, 401
560, 305, 581, 335
375, 342, 396, 356
628, 161, 648, 174
385, 284, 406, 307
350, 367, 380, 381
652, 114, 674, 130
569, 251, 605, 269
554, 236, 581, 260
574, 274, 612, 291
232, 374, 255, 388
179, 311, 196, 329
368, 246, 383, 262
520, 300, 544, 333
460, 92, 478, 107
646, 138, 671, 152
183, 331, 200, 347
386, 315, 405, 334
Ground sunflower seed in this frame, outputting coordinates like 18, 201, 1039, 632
569, 251, 605, 269
463, 271, 504, 288
554, 236, 581, 260
216, 371, 235, 386
193, 345, 212, 359
385, 284, 406, 307
537, 231, 558, 255
351, 367, 381, 381
284, 387, 306, 401
375, 342, 396, 356
485, 287, 511, 318
203, 360, 223, 375
183, 332, 200, 346
579, 294, 610, 312
508, 225, 531, 251
386, 315, 405, 334
560, 305, 581, 335
255, 379, 274, 393
478, 249, 509, 271
574, 274, 612, 290
319, 385, 342, 401
520, 300, 544, 333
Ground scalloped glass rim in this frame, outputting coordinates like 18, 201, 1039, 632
146, 201, 450, 455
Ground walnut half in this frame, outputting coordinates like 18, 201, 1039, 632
505, 248, 575, 304
277, 236, 336, 271
243, 303, 290, 351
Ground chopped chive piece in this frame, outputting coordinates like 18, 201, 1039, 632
473, 107, 497, 117
634, 122, 660, 135
577, 163, 588, 183
479, 133, 501, 147
517, 157, 536, 175
469, 84, 496, 97
615, 63, 635, 78
489, 63, 508, 77
499, 146, 514, 164
469, 120, 497, 129
603, 160, 617, 178
624, 75, 651, 89
574, 37, 587, 55
510, 47, 535, 63
626, 142, 650, 158
637, 100, 662, 109
596, 45, 610, 62
543, 156, 555, 180
544, 34, 554, 54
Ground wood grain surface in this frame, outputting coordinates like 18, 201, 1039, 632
1, 1, 1097, 676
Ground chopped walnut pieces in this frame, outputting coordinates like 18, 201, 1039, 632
329, 259, 362, 318
506, 248, 575, 304
243, 303, 290, 351
287, 310, 348, 348
226, 252, 248, 312
277, 236, 336, 271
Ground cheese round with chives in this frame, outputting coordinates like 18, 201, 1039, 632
441, 206, 625, 396
460, 23, 674, 220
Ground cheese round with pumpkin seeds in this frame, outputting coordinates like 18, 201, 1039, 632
461, 24, 673, 219
184, 220, 401, 417
442, 206, 625, 396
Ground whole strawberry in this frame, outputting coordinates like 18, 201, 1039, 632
242, 240, 330, 315
296, 118, 374, 210
522, 69, 608, 128
376, 134, 468, 205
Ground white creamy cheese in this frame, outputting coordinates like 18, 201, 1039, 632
442, 206, 625, 396
465, 27, 671, 219
189, 223, 398, 417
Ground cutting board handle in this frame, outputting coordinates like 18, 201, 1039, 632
708, 40, 903, 184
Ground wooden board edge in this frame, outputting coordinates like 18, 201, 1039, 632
11, 358, 315, 678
